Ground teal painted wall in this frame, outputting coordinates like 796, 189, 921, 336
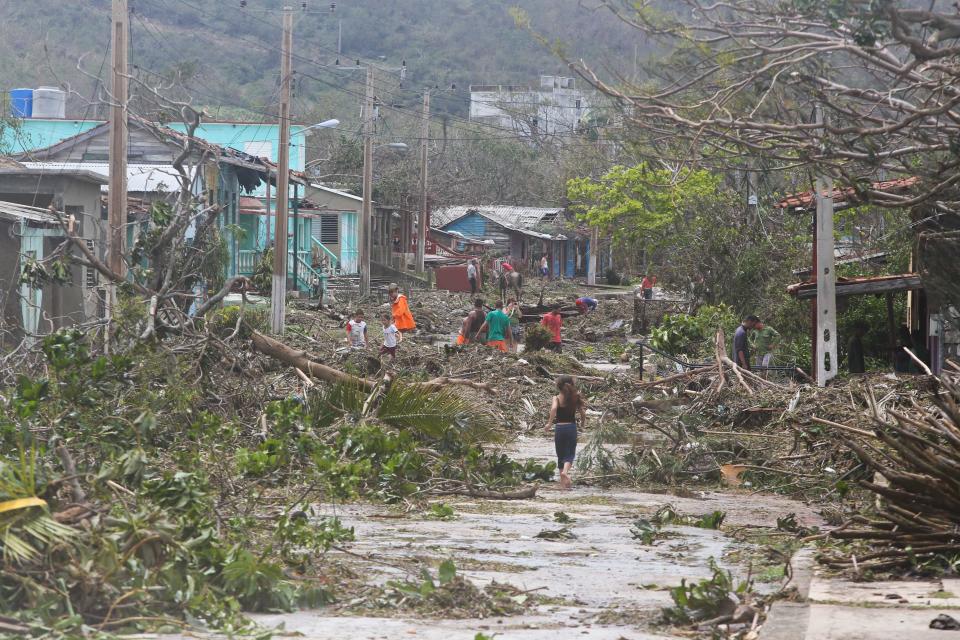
2, 119, 307, 170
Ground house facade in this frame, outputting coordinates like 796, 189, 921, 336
0, 166, 107, 342
431, 205, 605, 279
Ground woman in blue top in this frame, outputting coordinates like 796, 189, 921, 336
544, 376, 587, 489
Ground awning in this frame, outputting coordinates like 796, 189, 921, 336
0, 200, 60, 224
787, 273, 923, 299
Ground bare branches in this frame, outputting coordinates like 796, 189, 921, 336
565, 0, 960, 215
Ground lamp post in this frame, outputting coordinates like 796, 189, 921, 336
359, 142, 409, 296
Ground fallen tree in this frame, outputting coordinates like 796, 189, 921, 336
819, 369, 960, 572
250, 331, 495, 394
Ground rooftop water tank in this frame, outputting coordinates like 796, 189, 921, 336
32, 86, 66, 118
9, 88, 33, 118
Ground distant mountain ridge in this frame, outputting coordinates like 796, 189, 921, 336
0, 0, 641, 122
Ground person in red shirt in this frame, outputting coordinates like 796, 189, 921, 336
641, 273, 657, 300
540, 305, 563, 353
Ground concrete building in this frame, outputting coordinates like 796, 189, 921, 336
0, 166, 107, 342
469, 76, 590, 137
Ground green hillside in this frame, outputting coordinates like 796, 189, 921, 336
0, 0, 640, 123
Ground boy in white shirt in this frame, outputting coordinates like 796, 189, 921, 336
346, 310, 368, 349
380, 312, 402, 359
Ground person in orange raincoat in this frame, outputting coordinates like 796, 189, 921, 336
387, 283, 416, 331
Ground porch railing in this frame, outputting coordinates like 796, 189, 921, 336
310, 235, 340, 273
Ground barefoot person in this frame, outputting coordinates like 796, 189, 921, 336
544, 376, 587, 489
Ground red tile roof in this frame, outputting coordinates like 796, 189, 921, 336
776, 177, 919, 210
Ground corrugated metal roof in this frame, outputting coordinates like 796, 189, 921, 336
0, 200, 60, 224
776, 177, 919, 211
22, 162, 187, 192
309, 183, 363, 202
432, 205, 563, 230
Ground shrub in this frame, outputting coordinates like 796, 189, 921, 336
605, 268, 622, 285
524, 324, 554, 352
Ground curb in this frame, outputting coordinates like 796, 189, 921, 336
759, 547, 815, 640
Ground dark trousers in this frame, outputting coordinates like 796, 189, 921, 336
469, 277, 477, 295
554, 422, 577, 468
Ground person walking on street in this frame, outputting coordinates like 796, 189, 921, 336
380, 312, 402, 360
750, 320, 780, 369
734, 315, 760, 370
505, 297, 523, 352
541, 305, 564, 353
346, 310, 368, 350
458, 298, 486, 345
475, 300, 511, 352
544, 375, 587, 490
540, 255, 550, 280
641, 273, 657, 300
467, 259, 479, 295
388, 283, 416, 332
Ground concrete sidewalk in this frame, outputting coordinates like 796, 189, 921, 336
762, 550, 960, 640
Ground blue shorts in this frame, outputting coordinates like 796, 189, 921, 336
554, 422, 578, 467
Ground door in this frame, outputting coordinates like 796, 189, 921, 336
340, 211, 358, 273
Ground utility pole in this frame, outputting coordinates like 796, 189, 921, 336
108, 0, 128, 278
814, 105, 838, 387
359, 65, 374, 296
270, 6, 293, 334
416, 90, 429, 273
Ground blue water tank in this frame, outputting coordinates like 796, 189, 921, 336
9, 88, 33, 118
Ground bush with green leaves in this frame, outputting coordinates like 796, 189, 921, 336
649, 304, 738, 357
663, 558, 750, 624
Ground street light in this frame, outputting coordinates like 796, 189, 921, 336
302, 118, 340, 132
360, 142, 410, 295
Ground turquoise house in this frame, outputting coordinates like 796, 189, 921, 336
4, 117, 337, 292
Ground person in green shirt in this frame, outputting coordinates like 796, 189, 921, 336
750, 320, 780, 369
505, 297, 523, 352
475, 300, 511, 352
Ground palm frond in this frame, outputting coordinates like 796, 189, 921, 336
309, 382, 367, 428
375, 384, 500, 443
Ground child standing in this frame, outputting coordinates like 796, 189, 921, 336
505, 297, 523, 352
544, 375, 587, 490
346, 310, 368, 349
380, 312, 402, 360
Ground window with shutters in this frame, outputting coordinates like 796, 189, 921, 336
84, 240, 98, 288
320, 213, 339, 244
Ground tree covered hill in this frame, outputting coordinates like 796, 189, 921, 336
0, 0, 641, 122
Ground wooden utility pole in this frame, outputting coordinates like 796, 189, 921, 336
108, 0, 129, 277
814, 105, 838, 387
359, 65, 374, 297
416, 90, 430, 273
270, 6, 293, 334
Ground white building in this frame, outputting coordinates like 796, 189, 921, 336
469, 76, 590, 137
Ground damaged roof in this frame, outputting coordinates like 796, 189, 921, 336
787, 273, 923, 299
776, 177, 919, 211
432, 205, 563, 230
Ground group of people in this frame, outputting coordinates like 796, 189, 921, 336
344, 284, 416, 360
733, 315, 781, 371
457, 297, 524, 352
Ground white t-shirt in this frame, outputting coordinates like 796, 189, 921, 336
383, 324, 399, 348
347, 320, 367, 347
467, 263, 477, 279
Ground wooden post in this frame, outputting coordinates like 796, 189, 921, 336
814, 106, 838, 386
108, 0, 128, 277
270, 6, 293, 334
886, 291, 896, 367
416, 90, 430, 274
587, 225, 598, 285
360, 66, 374, 297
